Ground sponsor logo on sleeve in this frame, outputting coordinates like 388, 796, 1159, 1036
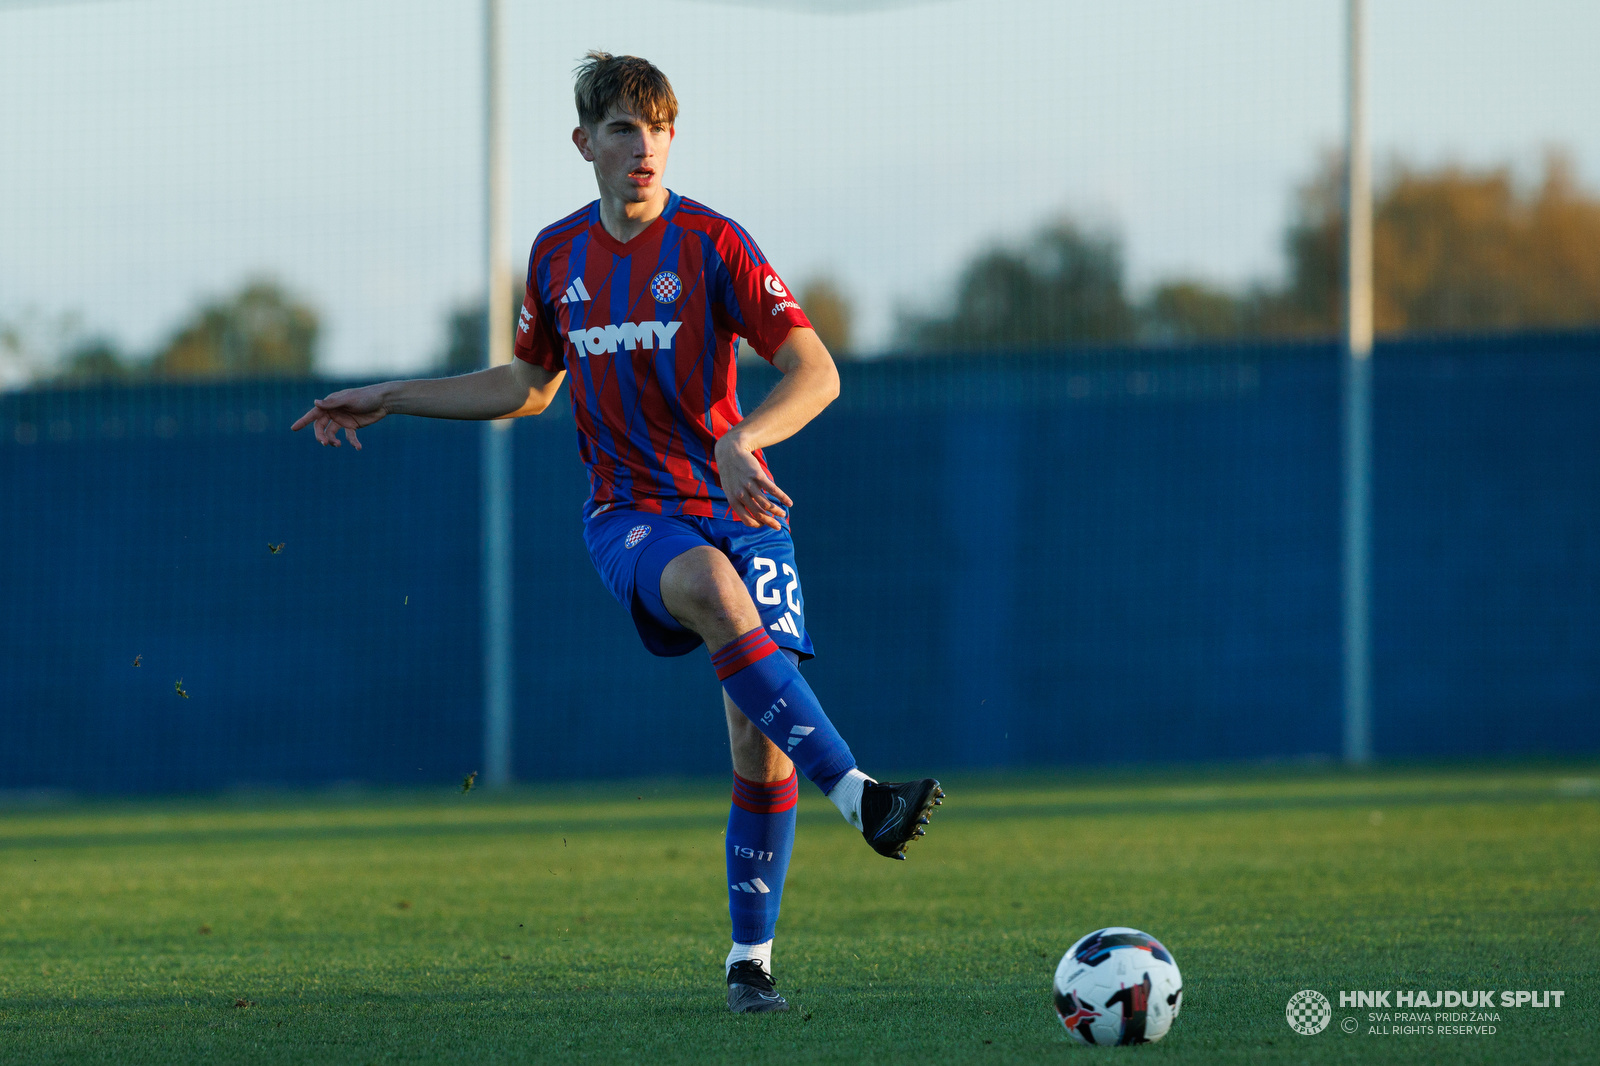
518, 306, 533, 334
763, 275, 787, 297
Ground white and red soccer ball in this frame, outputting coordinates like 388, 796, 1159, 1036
1053, 927, 1183, 1045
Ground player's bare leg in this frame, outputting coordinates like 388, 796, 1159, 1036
725, 695, 792, 783
659, 543, 942, 854
659, 545, 760, 649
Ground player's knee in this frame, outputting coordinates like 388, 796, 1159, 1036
662, 547, 753, 628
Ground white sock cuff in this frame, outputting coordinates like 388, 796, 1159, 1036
826, 768, 874, 830
726, 939, 773, 975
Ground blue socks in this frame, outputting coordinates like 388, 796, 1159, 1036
715, 629, 860, 958
726, 771, 798, 946
711, 628, 857, 794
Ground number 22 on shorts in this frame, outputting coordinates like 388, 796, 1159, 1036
750, 556, 801, 613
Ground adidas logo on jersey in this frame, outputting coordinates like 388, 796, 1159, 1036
786, 725, 814, 752
558, 277, 591, 304
567, 321, 683, 356
769, 612, 801, 637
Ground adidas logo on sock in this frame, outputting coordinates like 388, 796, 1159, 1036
731, 878, 771, 894
786, 725, 814, 752
768, 612, 801, 637
558, 277, 592, 304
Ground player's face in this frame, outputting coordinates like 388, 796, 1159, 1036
573, 105, 674, 205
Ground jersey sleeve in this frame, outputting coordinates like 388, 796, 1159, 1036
513, 257, 565, 372
711, 225, 813, 362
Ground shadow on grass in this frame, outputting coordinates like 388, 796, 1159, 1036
1, 779, 1593, 853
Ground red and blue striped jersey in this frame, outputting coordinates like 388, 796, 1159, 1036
514, 192, 812, 520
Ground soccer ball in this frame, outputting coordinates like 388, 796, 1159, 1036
1052, 927, 1183, 1045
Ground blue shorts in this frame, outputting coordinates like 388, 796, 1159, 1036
583, 509, 815, 660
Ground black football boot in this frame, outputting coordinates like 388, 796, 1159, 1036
859, 779, 943, 859
726, 960, 790, 1013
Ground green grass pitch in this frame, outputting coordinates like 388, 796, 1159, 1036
1, 764, 1595, 1065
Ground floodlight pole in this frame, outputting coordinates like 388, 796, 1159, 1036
1341, 0, 1373, 766
481, 0, 514, 788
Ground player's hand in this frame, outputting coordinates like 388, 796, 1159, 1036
714, 431, 792, 530
290, 384, 390, 449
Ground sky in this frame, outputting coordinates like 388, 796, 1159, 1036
2, 0, 1597, 377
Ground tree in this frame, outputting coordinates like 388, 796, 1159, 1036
149, 278, 318, 379
434, 286, 524, 375
1269, 151, 1600, 337
57, 338, 132, 383
1138, 280, 1247, 343
899, 220, 1134, 351
798, 277, 854, 357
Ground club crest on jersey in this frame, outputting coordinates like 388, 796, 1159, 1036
624, 524, 651, 549
650, 271, 682, 303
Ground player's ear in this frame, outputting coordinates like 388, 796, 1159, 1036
572, 126, 595, 162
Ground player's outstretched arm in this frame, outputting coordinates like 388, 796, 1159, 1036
714, 327, 839, 529
291, 360, 565, 449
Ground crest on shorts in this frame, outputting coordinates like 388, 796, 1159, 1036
625, 524, 651, 549
650, 271, 682, 303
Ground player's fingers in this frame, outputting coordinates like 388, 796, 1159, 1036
345, 425, 362, 450
728, 494, 760, 528
749, 490, 786, 519
290, 408, 318, 432
754, 477, 793, 508
737, 487, 769, 517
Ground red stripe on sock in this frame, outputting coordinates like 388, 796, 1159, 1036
731, 770, 799, 814
712, 628, 779, 681
711, 628, 768, 665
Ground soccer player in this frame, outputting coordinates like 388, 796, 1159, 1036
292, 51, 942, 1014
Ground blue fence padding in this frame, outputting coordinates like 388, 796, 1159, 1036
1372, 334, 1600, 756
1, 333, 1595, 793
